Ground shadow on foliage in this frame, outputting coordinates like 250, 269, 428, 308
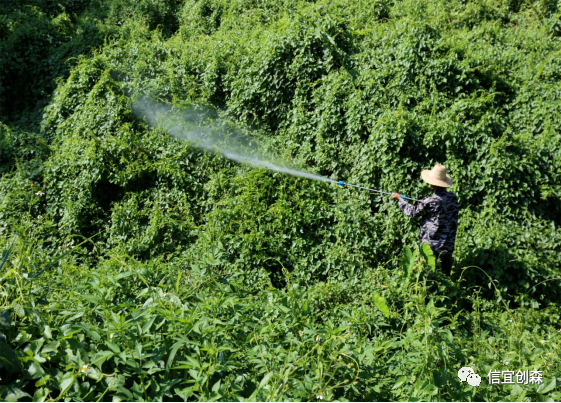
455, 245, 559, 306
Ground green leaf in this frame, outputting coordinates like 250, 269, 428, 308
59, 374, 75, 395
176, 271, 183, 294
35, 375, 51, 388
141, 315, 156, 335
277, 305, 291, 313
537, 378, 556, 394
422, 382, 438, 395
42, 341, 60, 354
166, 339, 188, 370
409, 257, 416, 277
0, 310, 12, 328
402, 246, 413, 272
61, 324, 82, 338
92, 350, 115, 366
0, 342, 20, 372
43, 325, 52, 339
432, 368, 448, 387
116, 386, 133, 400
248, 372, 272, 399
392, 376, 407, 389
510, 384, 526, 401
320, 32, 337, 47
420, 243, 435, 271
27, 361, 45, 379
4, 385, 31, 401
106, 341, 120, 353
33, 387, 48, 402
84, 328, 101, 341
173, 356, 201, 370
82, 294, 100, 304
373, 293, 389, 317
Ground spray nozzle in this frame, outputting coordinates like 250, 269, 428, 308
338, 181, 345, 186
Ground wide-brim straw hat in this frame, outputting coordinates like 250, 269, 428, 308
421, 164, 452, 187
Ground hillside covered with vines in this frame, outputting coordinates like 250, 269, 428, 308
1, 0, 560, 400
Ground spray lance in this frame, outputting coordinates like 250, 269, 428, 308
336, 181, 420, 202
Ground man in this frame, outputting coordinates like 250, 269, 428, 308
391, 164, 459, 276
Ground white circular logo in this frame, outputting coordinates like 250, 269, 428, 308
458, 367, 474, 382
466, 373, 481, 387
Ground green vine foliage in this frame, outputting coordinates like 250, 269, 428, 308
1, 0, 560, 400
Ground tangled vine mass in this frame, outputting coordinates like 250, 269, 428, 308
0, 0, 560, 401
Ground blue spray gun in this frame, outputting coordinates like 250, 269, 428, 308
337, 181, 420, 202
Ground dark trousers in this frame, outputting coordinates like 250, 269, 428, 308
437, 253, 453, 276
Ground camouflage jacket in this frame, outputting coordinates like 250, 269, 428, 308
397, 189, 459, 255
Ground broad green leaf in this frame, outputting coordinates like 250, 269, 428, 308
248, 372, 273, 400
510, 384, 526, 401
432, 368, 448, 387
27, 361, 45, 379
35, 375, 51, 388
141, 315, 156, 335
0, 310, 12, 328
402, 246, 413, 272
0, 342, 20, 372
93, 350, 115, 366
166, 339, 188, 370
422, 382, 438, 395
176, 271, 183, 294
4, 386, 31, 401
59, 374, 75, 396
82, 294, 100, 304
42, 341, 59, 354
373, 293, 389, 317
277, 304, 291, 313
43, 325, 52, 339
420, 243, 436, 271
33, 387, 48, 402
392, 376, 407, 389
61, 324, 82, 338
537, 378, 556, 394
106, 341, 120, 353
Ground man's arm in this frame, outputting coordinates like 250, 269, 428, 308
391, 193, 431, 218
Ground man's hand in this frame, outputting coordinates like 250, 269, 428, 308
391, 193, 401, 200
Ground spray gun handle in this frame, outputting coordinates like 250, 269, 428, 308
400, 195, 406, 199
338, 181, 345, 186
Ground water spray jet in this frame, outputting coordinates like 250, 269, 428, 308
133, 98, 419, 202
336, 181, 419, 201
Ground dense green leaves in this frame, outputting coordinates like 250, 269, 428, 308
0, 0, 111, 119
1, 0, 560, 400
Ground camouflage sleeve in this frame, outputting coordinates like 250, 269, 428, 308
397, 197, 433, 218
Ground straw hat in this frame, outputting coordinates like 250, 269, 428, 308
421, 164, 452, 187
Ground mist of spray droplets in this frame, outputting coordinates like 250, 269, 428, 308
133, 98, 337, 184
